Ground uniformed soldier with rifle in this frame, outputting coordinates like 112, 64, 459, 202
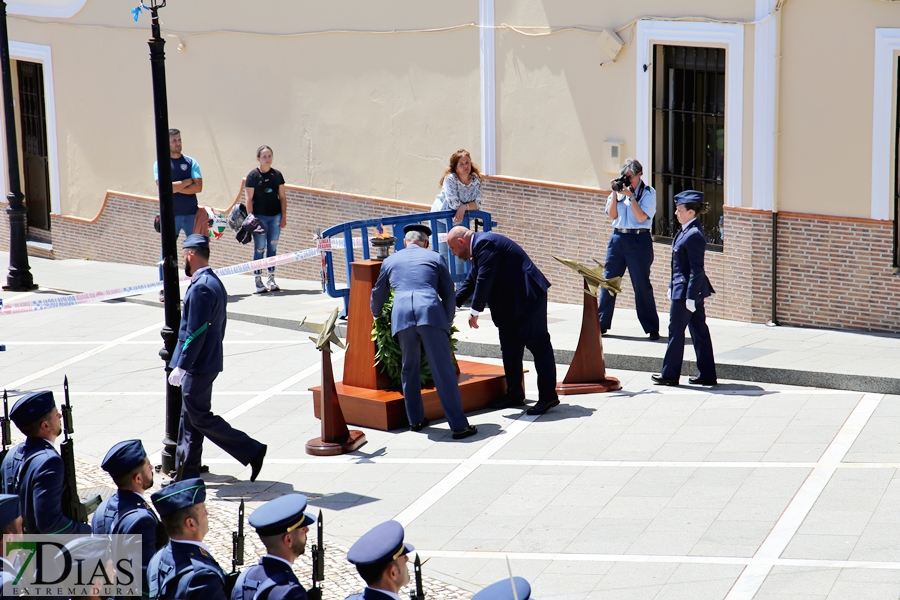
345, 520, 416, 600
93, 439, 168, 599
148, 478, 227, 600
0, 388, 92, 534
231, 493, 318, 600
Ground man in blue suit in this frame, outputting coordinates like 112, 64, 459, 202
148, 478, 226, 600
0, 390, 91, 534
652, 191, 718, 386
371, 224, 476, 439
93, 439, 168, 599
447, 226, 560, 415
167, 234, 267, 481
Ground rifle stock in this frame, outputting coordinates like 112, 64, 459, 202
59, 377, 100, 524
223, 499, 245, 596
0, 390, 10, 464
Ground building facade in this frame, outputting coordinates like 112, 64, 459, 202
3, 0, 900, 332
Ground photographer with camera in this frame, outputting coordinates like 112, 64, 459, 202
599, 158, 661, 340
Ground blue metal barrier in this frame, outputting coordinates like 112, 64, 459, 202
320, 209, 496, 315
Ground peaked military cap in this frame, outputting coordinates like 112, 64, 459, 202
183, 234, 209, 250
10, 390, 55, 429
674, 190, 704, 206
472, 576, 532, 600
403, 223, 432, 237
0, 494, 20, 527
346, 520, 414, 567
249, 493, 316, 537
150, 478, 206, 516
101, 439, 147, 479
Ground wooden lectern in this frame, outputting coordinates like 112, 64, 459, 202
556, 281, 621, 395
310, 259, 508, 431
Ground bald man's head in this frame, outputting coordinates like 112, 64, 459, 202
447, 226, 473, 261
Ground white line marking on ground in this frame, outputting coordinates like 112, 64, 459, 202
393, 413, 539, 528
2, 322, 163, 390
7, 340, 313, 345
420, 550, 900, 570
220, 352, 340, 422
724, 392, 883, 600
71, 391, 314, 396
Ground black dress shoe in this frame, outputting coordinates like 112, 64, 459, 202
249, 445, 267, 482
199, 465, 210, 474
490, 394, 526, 409
689, 377, 718, 385
451, 425, 478, 440
601, 328, 608, 335
410, 419, 430, 432
651, 374, 679, 386
526, 398, 560, 415
648, 332, 661, 341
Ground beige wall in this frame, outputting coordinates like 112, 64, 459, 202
7, 0, 900, 221
777, 0, 900, 217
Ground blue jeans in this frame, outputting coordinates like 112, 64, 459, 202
435, 220, 467, 278
159, 213, 196, 280
252, 213, 282, 275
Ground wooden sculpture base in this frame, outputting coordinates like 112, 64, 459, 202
311, 360, 508, 431
555, 283, 621, 395
306, 431, 367, 456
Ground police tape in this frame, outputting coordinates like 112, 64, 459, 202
0, 246, 320, 316
0, 232, 452, 316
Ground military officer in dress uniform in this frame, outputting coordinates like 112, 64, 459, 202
652, 190, 718, 387
0, 390, 91, 534
167, 234, 267, 482
148, 478, 226, 600
344, 520, 414, 600
472, 577, 533, 600
93, 439, 168, 598
0, 494, 22, 599
231, 493, 317, 600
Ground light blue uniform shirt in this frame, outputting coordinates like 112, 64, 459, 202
607, 181, 657, 230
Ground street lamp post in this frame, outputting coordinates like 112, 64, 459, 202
144, 0, 181, 477
0, 0, 36, 292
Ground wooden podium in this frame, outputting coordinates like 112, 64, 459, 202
310, 260, 508, 431
556, 282, 621, 395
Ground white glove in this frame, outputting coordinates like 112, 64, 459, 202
667, 287, 672, 301
168, 367, 186, 387
686, 299, 696, 313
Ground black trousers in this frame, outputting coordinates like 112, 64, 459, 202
497, 297, 558, 403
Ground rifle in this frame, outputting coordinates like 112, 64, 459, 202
59, 376, 102, 524
0, 390, 10, 464
408, 554, 425, 600
308, 512, 324, 600
223, 499, 245, 596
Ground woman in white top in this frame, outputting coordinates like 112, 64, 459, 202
432, 149, 484, 274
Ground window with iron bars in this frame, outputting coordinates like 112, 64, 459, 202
651, 45, 725, 250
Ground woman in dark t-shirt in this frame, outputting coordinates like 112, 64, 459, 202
245, 145, 287, 293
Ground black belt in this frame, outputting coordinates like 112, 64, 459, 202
614, 228, 650, 234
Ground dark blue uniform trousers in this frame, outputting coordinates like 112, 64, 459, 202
598, 230, 660, 334
661, 299, 717, 381
397, 325, 469, 431
177, 371, 265, 479
498, 298, 558, 404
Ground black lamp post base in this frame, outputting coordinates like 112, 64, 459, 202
3, 272, 37, 291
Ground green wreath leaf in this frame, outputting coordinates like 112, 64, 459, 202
372, 289, 460, 389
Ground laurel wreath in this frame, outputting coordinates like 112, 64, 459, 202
372, 290, 460, 388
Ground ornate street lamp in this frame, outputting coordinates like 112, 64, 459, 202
0, 0, 36, 292
139, 0, 181, 477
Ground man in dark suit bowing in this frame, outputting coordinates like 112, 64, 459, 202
652, 190, 718, 386
447, 226, 560, 415
371, 224, 476, 439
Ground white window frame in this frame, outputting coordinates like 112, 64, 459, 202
8, 0, 86, 18
871, 29, 900, 221
479, 0, 496, 175
636, 20, 744, 208
0, 41, 61, 215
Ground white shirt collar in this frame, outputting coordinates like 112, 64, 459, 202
365, 588, 401, 600
264, 554, 293, 569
